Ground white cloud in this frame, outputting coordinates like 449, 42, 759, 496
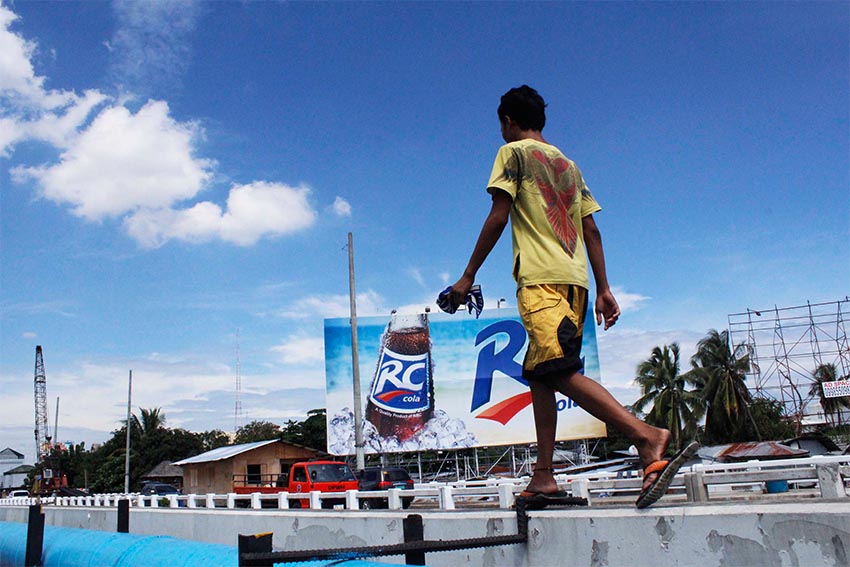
0, 4, 74, 110
408, 267, 426, 288
270, 336, 325, 365
109, 0, 200, 96
596, 327, 702, 391
21, 89, 110, 149
1, 1, 320, 250
0, 7, 108, 155
332, 196, 351, 217
21, 331, 36, 339
277, 290, 390, 320
124, 181, 317, 248
14, 101, 214, 221
611, 286, 650, 313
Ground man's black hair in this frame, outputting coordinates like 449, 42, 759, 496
498, 85, 547, 131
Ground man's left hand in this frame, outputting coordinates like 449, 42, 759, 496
595, 289, 620, 330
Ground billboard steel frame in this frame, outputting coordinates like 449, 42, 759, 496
728, 298, 850, 429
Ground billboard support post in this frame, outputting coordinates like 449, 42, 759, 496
348, 233, 365, 472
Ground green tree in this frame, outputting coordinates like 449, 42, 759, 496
280, 409, 327, 451
198, 429, 231, 451
633, 343, 703, 453
234, 420, 281, 444
132, 407, 166, 436
63, 409, 206, 493
808, 363, 850, 427
690, 329, 757, 442
747, 398, 795, 441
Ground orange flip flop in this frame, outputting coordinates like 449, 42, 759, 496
635, 440, 699, 509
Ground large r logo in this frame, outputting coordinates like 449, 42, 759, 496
470, 320, 527, 412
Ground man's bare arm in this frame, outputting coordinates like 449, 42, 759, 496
449, 190, 512, 307
583, 214, 620, 330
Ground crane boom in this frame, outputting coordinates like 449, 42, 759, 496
34, 345, 50, 462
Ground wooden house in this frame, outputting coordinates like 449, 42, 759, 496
173, 439, 320, 494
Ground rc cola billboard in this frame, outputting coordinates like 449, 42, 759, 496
324, 307, 606, 455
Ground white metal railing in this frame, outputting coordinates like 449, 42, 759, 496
2, 455, 847, 511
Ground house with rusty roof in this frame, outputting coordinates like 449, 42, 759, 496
698, 441, 809, 463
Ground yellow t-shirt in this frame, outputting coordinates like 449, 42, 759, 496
486, 139, 601, 289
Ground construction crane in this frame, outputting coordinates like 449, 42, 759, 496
33, 345, 51, 462
32, 345, 67, 495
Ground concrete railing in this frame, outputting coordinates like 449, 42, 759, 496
3, 455, 847, 511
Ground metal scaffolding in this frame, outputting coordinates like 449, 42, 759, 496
728, 298, 850, 428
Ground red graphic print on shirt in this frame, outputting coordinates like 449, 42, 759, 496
531, 150, 578, 257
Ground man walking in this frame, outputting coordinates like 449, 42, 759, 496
443, 85, 696, 508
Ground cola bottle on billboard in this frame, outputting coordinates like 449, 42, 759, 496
365, 312, 434, 441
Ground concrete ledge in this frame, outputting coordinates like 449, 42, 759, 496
3, 501, 848, 566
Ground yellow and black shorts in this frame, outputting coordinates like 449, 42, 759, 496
517, 284, 587, 382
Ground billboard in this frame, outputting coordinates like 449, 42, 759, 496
324, 307, 606, 455
823, 380, 850, 399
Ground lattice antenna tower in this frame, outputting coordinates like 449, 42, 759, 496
33, 345, 51, 462
234, 329, 243, 432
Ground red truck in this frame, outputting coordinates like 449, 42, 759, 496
233, 460, 358, 508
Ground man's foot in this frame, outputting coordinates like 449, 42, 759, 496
524, 468, 559, 496
634, 427, 671, 492
635, 441, 700, 509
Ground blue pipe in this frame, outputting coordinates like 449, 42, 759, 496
0, 522, 415, 567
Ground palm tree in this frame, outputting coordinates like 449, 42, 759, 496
633, 343, 703, 453
808, 363, 850, 427
690, 329, 757, 441
132, 408, 166, 437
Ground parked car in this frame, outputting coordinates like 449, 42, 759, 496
9, 490, 29, 498
140, 482, 181, 496
357, 466, 414, 509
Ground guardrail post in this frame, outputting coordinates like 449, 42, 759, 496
277, 492, 289, 509
251, 493, 261, 509
388, 488, 402, 510
117, 499, 130, 533
187, 494, 196, 508
309, 491, 321, 509
403, 514, 426, 565
684, 471, 708, 502
816, 463, 847, 498
572, 479, 590, 504
498, 484, 515, 509
227, 493, 236, 509
345, 489, 358, 510
206, 493, 216, 508
25, 503, 44, 567
438, 485, 455, 510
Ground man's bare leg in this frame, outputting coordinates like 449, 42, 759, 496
525, 380, 560, 494
554, 372, 671, 490
526, 371, 672, 493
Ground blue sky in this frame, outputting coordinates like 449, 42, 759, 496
1, 1, 847, 463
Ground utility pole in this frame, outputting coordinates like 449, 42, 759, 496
348, 232, 365, 471
124, 370, 132, 494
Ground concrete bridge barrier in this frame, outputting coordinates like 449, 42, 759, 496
2, 499, 848, 566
